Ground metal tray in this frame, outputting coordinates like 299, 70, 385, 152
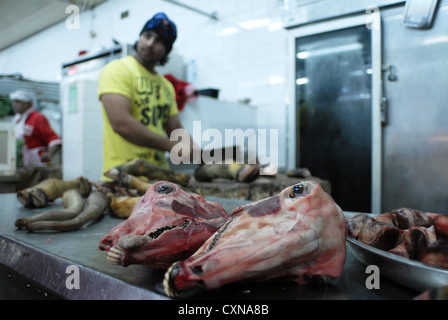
346, 237, 448, 292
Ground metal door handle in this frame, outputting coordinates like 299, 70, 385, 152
382, 64, 397, 81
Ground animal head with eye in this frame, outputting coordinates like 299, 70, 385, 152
163, 180, 347, 298
99, 181, 229, 268
289, 184, 306, 198
154, 183, 174, 194
228, 183, 311, 219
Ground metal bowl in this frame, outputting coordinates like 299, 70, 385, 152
346, 237, 448, 292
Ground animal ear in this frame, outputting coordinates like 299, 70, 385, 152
246, 196, 282, 217
171, 200, 195, 217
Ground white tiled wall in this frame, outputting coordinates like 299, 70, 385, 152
0, 0, 290, 169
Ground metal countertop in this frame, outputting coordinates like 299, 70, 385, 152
0, 193, 419, 300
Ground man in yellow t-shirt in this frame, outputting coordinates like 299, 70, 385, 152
98, 12, 195, 177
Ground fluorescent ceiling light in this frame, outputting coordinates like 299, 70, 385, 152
239, 18, 270, 30
217, 27, 239, 36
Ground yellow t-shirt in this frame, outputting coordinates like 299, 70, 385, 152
98, 56, 179, 174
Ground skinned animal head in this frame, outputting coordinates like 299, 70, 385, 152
163, 181, 347, 297
99, 181, 229, 268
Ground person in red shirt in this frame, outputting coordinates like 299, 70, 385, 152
9, 90, 62, 167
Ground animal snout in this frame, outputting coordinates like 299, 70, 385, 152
118, 234, 150, 250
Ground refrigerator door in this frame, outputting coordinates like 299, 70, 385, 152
288, 13, 383, 213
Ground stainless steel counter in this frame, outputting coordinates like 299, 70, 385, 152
0, 193, 419, 300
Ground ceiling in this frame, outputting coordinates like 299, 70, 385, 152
0, 0, 107, 51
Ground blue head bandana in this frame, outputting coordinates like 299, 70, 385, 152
140, 12, 177, 54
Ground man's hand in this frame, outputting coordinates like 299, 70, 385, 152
169, 128, 202, 164
41, 144, 61, 163
40, 151, 52, 162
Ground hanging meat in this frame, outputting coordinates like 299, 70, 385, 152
163, 181, 347, 298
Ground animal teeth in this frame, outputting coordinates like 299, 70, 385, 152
107, 245, 123, 265
163, 265, 175, 298
110, 245, 123, 254
107, 255, 119, 265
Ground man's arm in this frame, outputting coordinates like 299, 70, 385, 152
101, 93, 178, 152
41, 144, 61, 162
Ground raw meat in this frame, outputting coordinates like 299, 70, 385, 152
348, 214, 404, 251
348, 208, 448, 269
163, 181, 347, 297
419, 240, 448, 269
99, 181, 229, 268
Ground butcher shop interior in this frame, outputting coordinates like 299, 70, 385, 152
0, 0, 447, 304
